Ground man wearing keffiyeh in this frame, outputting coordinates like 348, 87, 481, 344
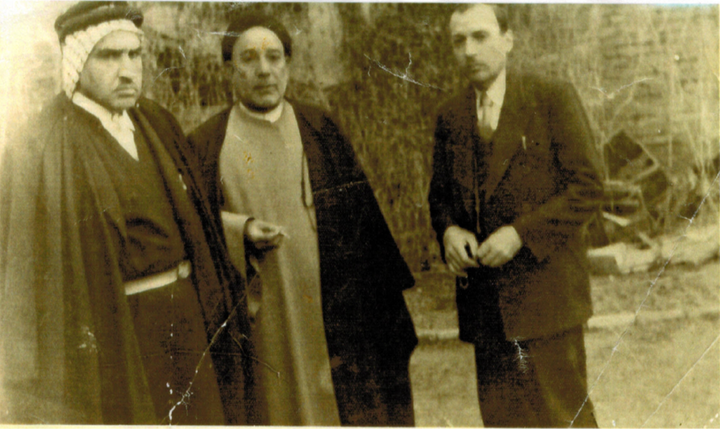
0, 2, 248, 425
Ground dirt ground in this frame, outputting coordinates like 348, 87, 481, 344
406, 261, 720, 428
588, 317, 719, 428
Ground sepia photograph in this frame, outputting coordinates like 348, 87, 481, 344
0, 1, 718, 427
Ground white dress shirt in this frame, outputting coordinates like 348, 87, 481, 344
72, 92, 138, 160
475, 68, 507, 132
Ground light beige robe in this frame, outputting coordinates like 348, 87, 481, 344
219, 101, 340, 425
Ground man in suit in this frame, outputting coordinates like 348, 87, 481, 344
187, 12, 417, 426
428, 4, 603, 427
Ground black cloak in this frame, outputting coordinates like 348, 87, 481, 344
188, 101, 419, 426
0, 94, 247, 424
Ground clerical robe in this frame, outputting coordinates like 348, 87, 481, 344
188, 99, 418, 426
219, 101, 339, 424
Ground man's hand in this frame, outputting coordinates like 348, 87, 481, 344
245, 219, 286, 251
443, 226, 480, 276
476, 226, 523, 268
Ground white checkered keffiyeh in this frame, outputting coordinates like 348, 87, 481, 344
61, 19, 144, 98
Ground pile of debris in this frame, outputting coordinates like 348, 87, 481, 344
586, 131, 719, 275
588, 224, 718, 275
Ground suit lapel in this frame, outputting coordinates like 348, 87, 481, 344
483, 72, 532, 201
451, 88, 480, 194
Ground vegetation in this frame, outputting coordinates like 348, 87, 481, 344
4, 3, 717, 271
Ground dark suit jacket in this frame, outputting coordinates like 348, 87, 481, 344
187, 101, 417, 425
428, 72, 603, 343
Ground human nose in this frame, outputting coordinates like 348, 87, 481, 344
256, 56, 271, 76
118, 53, 141, 79
462, 38, 481, 59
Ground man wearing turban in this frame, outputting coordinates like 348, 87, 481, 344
188, 12, 418, 426
0, 2, 247, 425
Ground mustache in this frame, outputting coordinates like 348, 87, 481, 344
115, 82, 141, 92
117, 76, 140, 87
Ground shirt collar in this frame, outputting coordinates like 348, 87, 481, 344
72, 91, 135, 132
475, 68, 507, 108
238, 100, 284, 123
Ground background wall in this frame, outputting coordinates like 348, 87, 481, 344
2, 2, 718, 271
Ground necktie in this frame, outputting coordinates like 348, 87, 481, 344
475, 92, 492, 237
477, 91, 494, 142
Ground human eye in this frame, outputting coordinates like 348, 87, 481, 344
471, 31, 488, 42
452, 35, 466, 47
267, 50, 283, 63
128, 48, 142, 59
239, 50, 257, 63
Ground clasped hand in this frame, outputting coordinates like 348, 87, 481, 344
443, 225, 522, 275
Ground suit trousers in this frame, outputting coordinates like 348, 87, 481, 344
473, 324, 598, 428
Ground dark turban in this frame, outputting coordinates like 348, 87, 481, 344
221, 11, 292, 62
